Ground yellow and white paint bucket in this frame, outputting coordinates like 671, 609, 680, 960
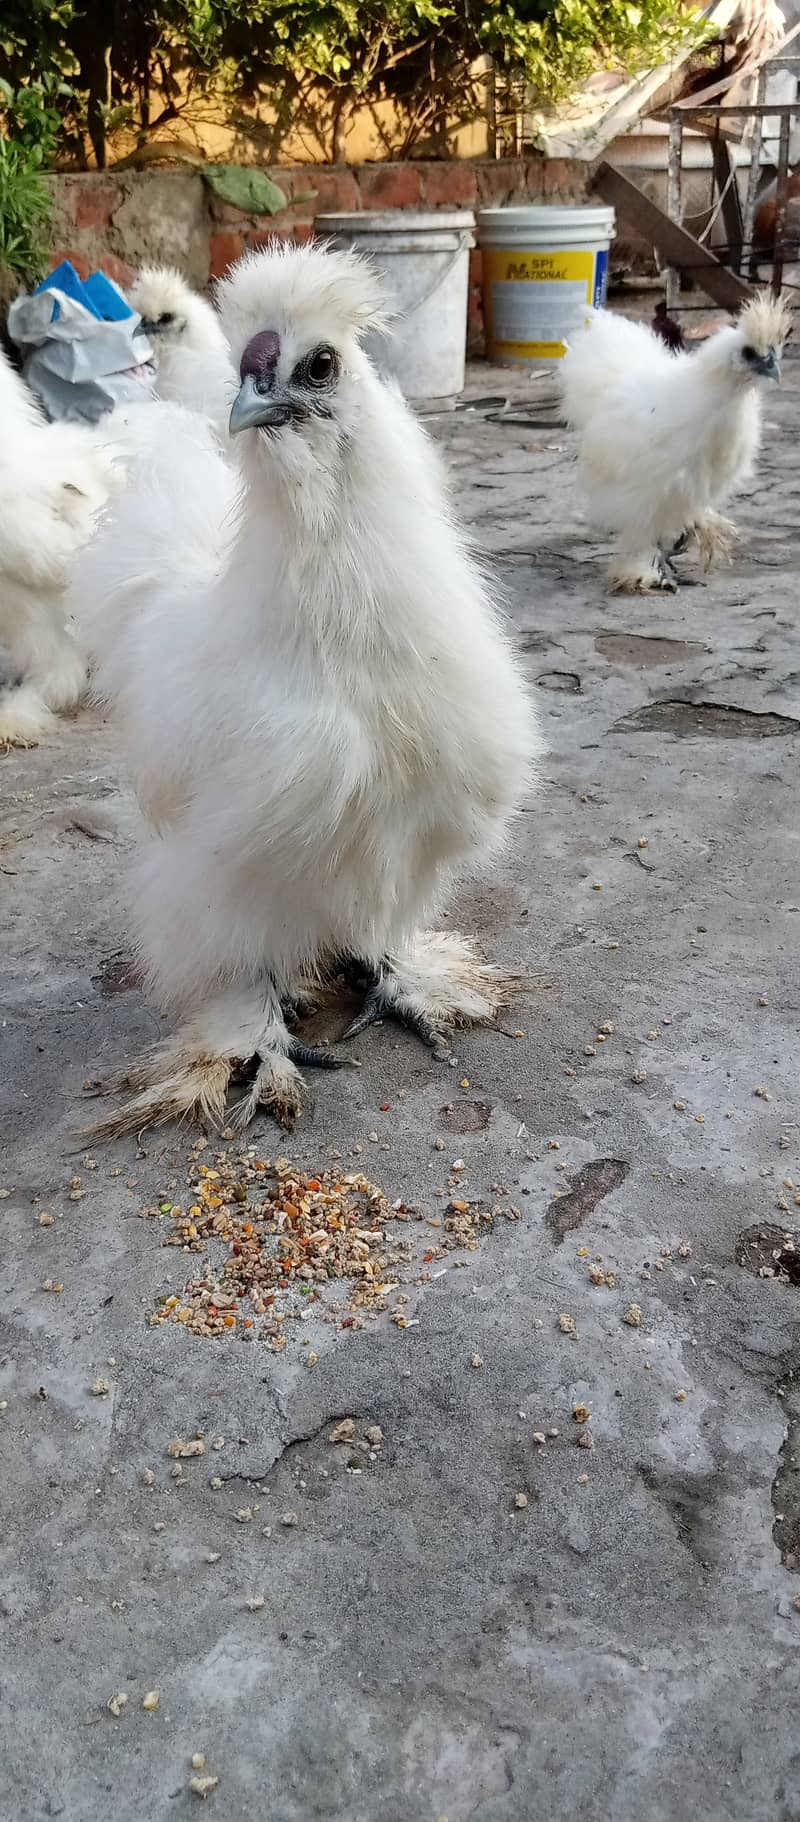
478, 205, 616, 366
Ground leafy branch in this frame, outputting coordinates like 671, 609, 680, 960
0, 1, 711, 169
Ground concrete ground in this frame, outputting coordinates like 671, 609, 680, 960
2, 358, 800, 1822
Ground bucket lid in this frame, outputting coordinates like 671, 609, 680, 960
316, 210, 475, 232
478, 205, 615, 230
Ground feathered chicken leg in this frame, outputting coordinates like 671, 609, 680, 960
235, 1032, 346, 1080
83, 982, 332, 1138
609, 546, 678, 594
341, 960, 454, 1061
340, 930, 520, 1062
689, 511, 737, 570
280, 988, 318, 1029
0, 595, 87, 746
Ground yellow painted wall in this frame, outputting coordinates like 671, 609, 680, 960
109, 81, 490, 166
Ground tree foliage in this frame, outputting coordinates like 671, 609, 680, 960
0, 73, 74, 282
0, 1, 710, 168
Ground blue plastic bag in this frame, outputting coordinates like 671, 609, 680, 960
9, 263, 154, 422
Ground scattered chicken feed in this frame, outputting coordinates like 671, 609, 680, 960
147, 1148, 518, 1346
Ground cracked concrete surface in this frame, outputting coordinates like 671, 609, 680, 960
2, 359, 800, 1820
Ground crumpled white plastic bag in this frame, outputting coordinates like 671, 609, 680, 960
8, 288, 156, 423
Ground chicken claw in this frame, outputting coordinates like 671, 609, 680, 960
340, 962, 453, 1062
228, 1049, 304, 1130
610, 549, 678, 594
285, 1037, 348, 1070
280, 990, 317, 1029
236, 1035, 347, 1078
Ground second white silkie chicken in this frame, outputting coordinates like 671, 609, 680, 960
561, 290, 791, 592
128, 264, 236, 421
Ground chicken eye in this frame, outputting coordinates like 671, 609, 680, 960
305, 346, 338, 387
741, 344, 756, 361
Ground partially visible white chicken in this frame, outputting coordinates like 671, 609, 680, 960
127, 265, 235, 421
73, 241, 539, 1135
561, 291, 791, 592
0, 348, 118, 744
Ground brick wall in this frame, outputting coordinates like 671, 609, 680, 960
45, 157, 595, 348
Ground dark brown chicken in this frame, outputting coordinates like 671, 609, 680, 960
652, 299, 685, 352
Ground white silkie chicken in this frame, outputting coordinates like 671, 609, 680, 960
561, 291, 791, 592
128, 265, 236, 421
0, 347, 118, 745
74, 242, 539, 1134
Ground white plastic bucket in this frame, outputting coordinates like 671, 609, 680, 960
478, 206, 616, 367
314, 210, 475, 409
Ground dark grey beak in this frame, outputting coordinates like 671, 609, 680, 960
754, 348, 781, 381
139, 318, 161, 337
229, 372, 292, 435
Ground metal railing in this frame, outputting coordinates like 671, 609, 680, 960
666, 56, 800, 304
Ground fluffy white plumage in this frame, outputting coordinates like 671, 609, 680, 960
561, 291, 792, 591
0, 348, 119, 744
74, 241, 539, 1133
127, 264, 235, 420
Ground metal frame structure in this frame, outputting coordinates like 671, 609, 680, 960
666, 55, 800, 304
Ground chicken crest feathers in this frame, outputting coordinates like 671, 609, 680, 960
129, 264, 229, 352
129, 265, 196, 319
216, 240, 389, 352
738, 288, 792, 354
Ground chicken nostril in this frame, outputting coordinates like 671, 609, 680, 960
240, 329, 281, 381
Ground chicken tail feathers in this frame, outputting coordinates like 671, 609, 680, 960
561, 307, 674, 432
